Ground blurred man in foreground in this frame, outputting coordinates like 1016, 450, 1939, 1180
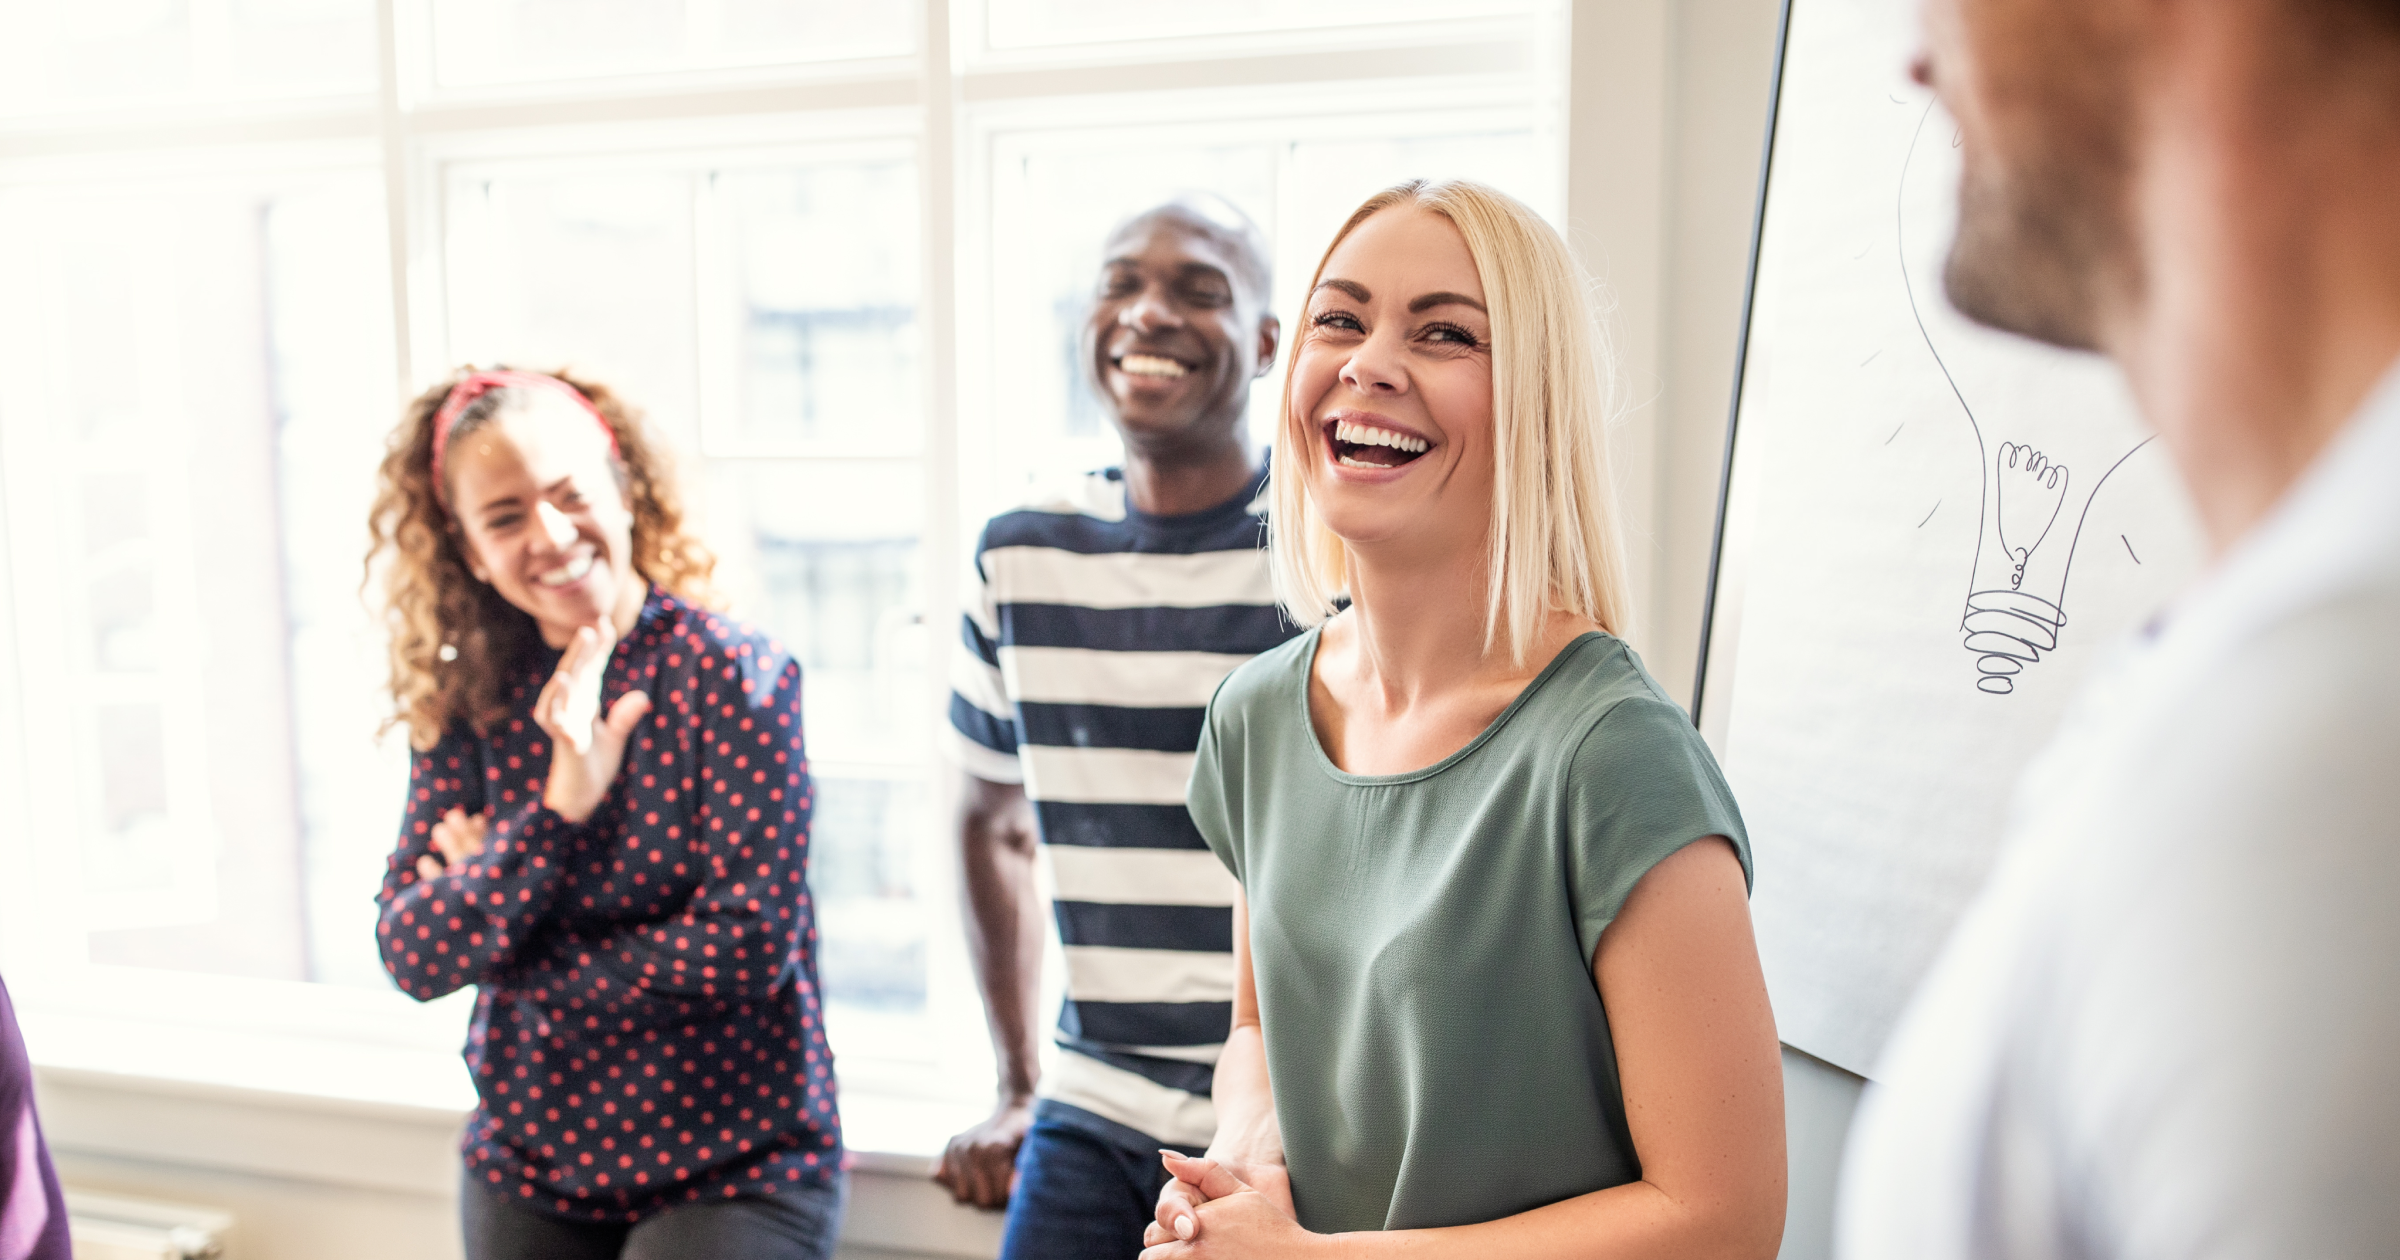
1844, 2, 2400, 1257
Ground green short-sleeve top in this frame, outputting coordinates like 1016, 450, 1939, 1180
1187, 628, 1750, 1234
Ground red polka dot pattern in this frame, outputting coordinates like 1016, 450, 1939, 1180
374, 591, 843, 1221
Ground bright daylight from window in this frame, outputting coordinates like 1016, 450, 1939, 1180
0, 0, 1554, 1102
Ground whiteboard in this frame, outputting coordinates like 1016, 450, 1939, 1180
1694, 0, 2207, 1077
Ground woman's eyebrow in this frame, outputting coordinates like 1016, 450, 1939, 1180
1407, 291, 1486, 314
1312, 278, 1370, 302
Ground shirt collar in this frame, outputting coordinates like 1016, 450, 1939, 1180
2149, 352, 2400, 664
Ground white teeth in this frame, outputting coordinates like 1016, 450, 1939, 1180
1332, 419, 1429, 453
1118, 353, 1189, 378
538, 551, 596, 588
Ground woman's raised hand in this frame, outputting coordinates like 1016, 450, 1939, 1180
533, 621, 651, 824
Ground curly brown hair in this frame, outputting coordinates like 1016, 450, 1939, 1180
366, 366, 723, 750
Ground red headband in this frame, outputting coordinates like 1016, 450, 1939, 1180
430, 369, 622, 503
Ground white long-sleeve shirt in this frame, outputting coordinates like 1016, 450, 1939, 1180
1839, 359, 2400, 1260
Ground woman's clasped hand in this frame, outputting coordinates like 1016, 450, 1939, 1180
1144, 1152, 1310, 1258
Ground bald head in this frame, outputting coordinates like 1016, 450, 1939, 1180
1105, 195, 1274, 307
1081, 193, 1282, 458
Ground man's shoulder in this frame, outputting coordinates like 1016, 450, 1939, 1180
2055, 575, 2400, 944
977, 469, 1130, 554
2147, 577, 2400, 788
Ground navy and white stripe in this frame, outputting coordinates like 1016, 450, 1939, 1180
948, 465, 1294, 1146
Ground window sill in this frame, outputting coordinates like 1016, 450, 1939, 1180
18, 982, 1009, 1257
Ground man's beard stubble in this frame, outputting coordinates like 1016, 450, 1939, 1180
1942, 141, 2138, 355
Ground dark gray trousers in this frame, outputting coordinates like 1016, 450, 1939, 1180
460, 1171, 846, 1260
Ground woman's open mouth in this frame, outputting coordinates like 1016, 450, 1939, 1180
1325, 416, 1432, 470
536, 549, 599, 588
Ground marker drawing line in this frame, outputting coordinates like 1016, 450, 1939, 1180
2056, 437, 2156, 602
1899, 102, 1989, 610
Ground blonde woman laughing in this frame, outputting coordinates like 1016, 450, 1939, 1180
1149, 181, 1785, 1260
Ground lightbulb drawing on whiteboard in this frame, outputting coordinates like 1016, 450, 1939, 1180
1900, 103, 2157, 695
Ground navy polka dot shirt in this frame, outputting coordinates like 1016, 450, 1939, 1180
376, 589, 843, 1221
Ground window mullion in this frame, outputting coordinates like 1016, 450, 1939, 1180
375, 0, 418, 398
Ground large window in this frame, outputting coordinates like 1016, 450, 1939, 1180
0, 0, 1562, 1107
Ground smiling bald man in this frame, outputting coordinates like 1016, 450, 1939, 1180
934, 196, 1298, 1260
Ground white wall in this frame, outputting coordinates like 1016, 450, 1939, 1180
1779, 1049, 1867, 1260
1569, 0, 1791, 704
1569, 7, 1877, 1260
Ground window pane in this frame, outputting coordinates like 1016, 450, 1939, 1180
986, 142, 1277, 501
445, 170, 700, 447
706, 461, 930, 1031
983, 0, 1537, 50
88, 702, 173, 896
227, 0, 380, 94
0, 176, 391, 981
708, 461, 927, 766
1279, 131, 1558, 276
429, 0, 911, 88
265, 179, 410, 991
721, 163, 922, 453
810, 774, 929, 1015
0, 0, 375, 117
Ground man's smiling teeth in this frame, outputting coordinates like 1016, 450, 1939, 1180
1118, 353, 1189, 379
537, 551, 596, 588
1334, 419, 1429, 453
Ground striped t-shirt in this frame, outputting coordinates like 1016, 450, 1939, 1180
948, 464, 1295, 1147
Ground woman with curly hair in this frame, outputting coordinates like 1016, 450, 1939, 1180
368, 368, 845, 1259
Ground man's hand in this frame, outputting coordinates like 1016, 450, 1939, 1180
1143, 1152, 1314, 1258
934, 1095, 1036, 1210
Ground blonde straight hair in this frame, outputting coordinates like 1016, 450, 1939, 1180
1268, 179, 1634, 665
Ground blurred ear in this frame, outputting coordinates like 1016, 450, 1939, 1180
1253, 314, 1282, 378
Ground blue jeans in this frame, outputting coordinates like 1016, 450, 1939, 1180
1000, 1101, 1207, 1260
461, 1171, 846, 1260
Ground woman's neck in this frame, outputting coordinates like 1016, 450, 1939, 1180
1338, 534, 1604, 697
611, 578, 651, 639
1338, 539, 1518, 708
1312, 540, 1598, 776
